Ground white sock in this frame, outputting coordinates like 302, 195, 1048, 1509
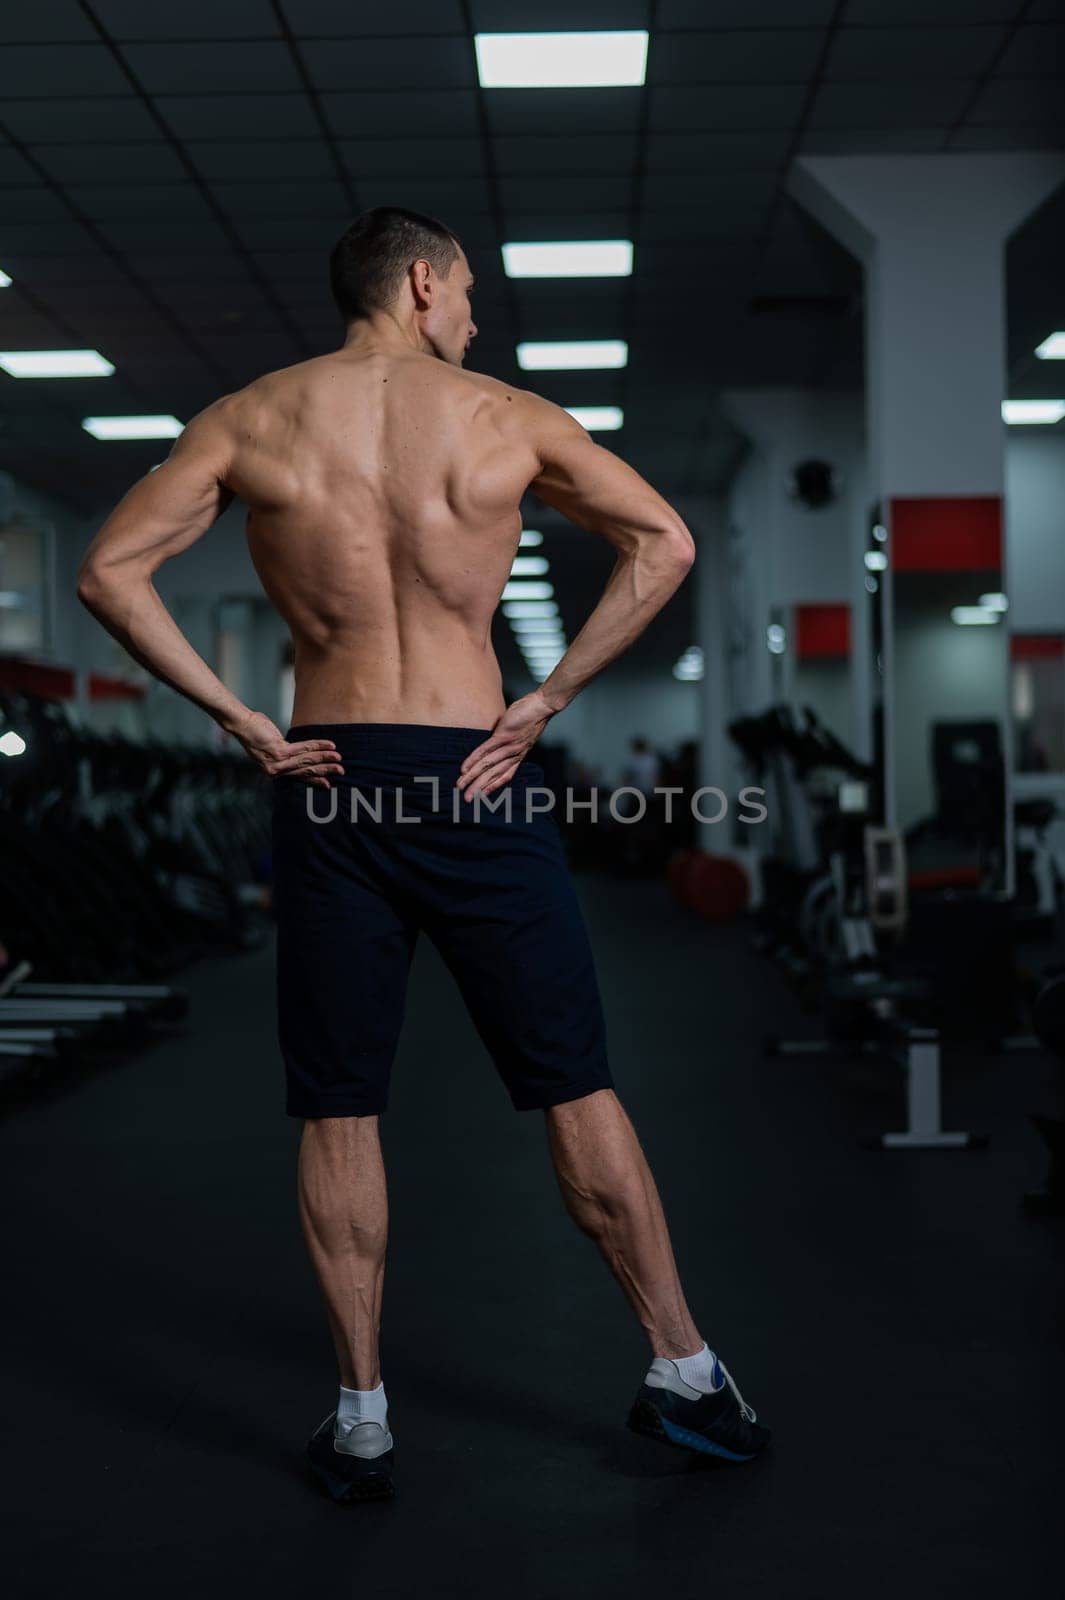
649, 1342, 723, 1395
337, 1380, 388, 1433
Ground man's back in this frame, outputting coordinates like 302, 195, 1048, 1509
75, 201, 693, 768
226, 346, 539, 729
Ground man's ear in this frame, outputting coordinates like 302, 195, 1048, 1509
409, 258, 434, 311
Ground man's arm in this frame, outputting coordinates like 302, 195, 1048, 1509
521, 395, 696, 713
457, 396, 694, 799
76, 400, 250, 731
76, 400, 342, 788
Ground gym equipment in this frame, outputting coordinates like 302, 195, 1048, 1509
729, 702, 1034, 1150
0, 687, 269, 1106
1012, 777, 1065, 940
727, 704, 875, 987
765, 830, 985, 1149
906, 720, 1006, 894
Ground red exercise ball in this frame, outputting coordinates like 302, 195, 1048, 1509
668, 849, 698, 903
677, 852, 750, 922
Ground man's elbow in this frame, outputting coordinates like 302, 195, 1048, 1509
662, 518, 696, 575
76, 560, 125, 616
75, 561, 105, 612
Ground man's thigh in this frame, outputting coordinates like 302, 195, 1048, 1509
272, 778, 418, 1118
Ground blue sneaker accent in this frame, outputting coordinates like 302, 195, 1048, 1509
661, 1416, 756, 1462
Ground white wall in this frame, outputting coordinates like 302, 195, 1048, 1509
720, 390, 870, 759
894, 611, 1006, 826
1006, 433, 1065, 634
547, 674, 699, 788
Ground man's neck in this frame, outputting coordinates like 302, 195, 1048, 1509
340, 311, 430, 359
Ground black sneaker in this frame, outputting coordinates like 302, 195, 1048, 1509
627, 1352, 771, 1463
307, 1411, 396, 1502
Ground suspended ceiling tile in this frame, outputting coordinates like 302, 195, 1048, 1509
209, 178, 349, 217
497, 174, 633, 213
0, 1, 96, 42
0, 44, 131, 97
30, 142, 189, 184
648, 83, 808, 130
650, 28, 825, 85
67, 183, 217, 221
470, 0, 648, 24
658, 0, 837, 22
965, 76, 1065, 123
339, 137, 486, 179
824, 26, 1007, 78
484, 88, 644, 137
644, 129, 791, 170
810, 79, 973, 127
91, 0, 282, 38
161, 93, 321, 139
189, 141, 339, 181
800, 126, 951, 153
845, 0, 1018, 20
121, 42, 304, 96
322, 89, 481, 138
301, 37, 476, 92
0, 97, 163, 142
492, 133, 639, 174
290, 0, 465, 31
995, 24, 1065, 76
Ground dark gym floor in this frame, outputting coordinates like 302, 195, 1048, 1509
2, 874, 1062, 1599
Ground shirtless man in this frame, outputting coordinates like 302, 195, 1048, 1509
77, 206, 769, 1501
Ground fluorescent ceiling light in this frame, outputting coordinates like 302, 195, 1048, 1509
511, 620, 565, 635
978, 592, 1008, 611
510, 555, 549, 576
566, 405, 624, 432
1002, 399, 1065, 425
474, 30, 648, 89
864, 550, 888, 572
502, 241, 633, 279
0, 730, 27, 757
519, 529, 543, 547
0, 269, 11, 288
1035, 332, 1065, 360
952, 606, 999, 625
1, 348, 115, 378
517, 340, 627, 371
766, 624, 787, 655
82, 414, 183, 441
502, 580, 554, 601
503, 600, 558, 619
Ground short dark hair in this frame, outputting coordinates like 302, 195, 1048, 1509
329, 207, 462, 322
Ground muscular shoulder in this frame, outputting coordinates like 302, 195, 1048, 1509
442, 367, 584, 450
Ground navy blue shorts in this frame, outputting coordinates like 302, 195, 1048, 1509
271, 723, 614, 1118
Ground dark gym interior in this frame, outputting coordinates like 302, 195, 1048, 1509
2, 5, 1064, 1597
